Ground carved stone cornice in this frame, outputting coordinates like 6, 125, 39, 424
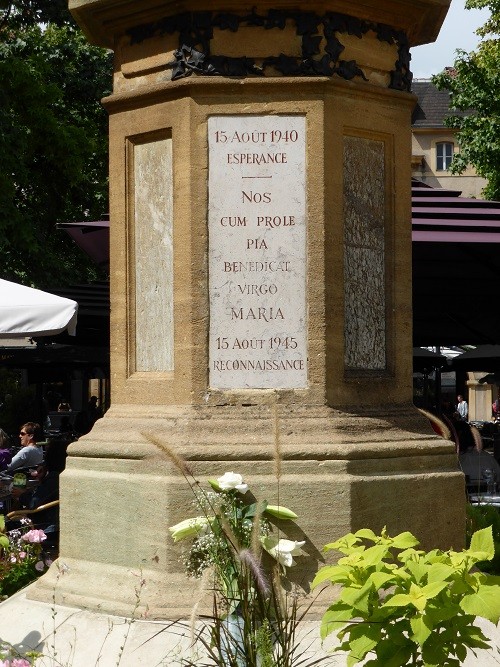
126, 9, 412, 91
70, 0, 451, 51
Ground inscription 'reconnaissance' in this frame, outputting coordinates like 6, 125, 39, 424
208, 115, 307, 389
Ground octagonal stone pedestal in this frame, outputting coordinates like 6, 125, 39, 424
31, 0, 464, 619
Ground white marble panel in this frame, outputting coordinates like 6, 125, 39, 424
208, 115, 307, 389
134, 137, 174, 372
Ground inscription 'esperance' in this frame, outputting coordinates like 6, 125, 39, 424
227, 153, 288, 164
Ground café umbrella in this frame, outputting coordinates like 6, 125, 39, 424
0, 279, 78, 338
452, 346, 500, 372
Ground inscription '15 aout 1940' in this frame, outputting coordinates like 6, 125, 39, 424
208, 115, 307, 390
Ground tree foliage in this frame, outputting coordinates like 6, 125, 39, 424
433, 0, 500, 200
0, 0, 112, 286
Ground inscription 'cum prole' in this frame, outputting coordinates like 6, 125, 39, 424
220, 215, 295, 227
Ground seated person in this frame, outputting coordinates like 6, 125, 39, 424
15, 439, 68, 535
458, 426, 500, 490
0, 428, 12, 471
452, 412, 476, 452
7, 422, 43, 472
58, 415, 74, 443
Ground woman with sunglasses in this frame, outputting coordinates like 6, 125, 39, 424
7, 422, 43, 472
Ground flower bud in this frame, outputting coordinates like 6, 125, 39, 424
265, 505, 298, 520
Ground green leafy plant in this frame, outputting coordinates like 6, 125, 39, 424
313, 526, 500, 666
466, 502, 500, 574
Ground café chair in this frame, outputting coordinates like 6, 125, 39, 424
7, 500, 59, 522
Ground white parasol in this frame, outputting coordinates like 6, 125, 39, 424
0, 279, 78, 338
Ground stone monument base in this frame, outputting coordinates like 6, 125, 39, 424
29, 403, 465, 619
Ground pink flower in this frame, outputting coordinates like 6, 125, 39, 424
45, 558, 53, 567
19, 552, 26, 560
22, 529, 46, 544
10, 555, 17, 563
35, 561, 45, 572
12, 660, 32, 666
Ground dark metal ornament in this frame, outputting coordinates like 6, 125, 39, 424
128, 9, 413, 91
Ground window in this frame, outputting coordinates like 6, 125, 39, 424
436, 142, 454, 171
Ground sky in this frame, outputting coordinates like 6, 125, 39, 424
410, 0, 490, 79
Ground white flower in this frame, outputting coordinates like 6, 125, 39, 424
261, 536, 305, 568
216, 472, 248, 494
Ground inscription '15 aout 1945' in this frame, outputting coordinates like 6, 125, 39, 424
208, 115, 307, 390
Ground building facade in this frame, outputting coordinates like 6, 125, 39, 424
411, 79, 487, 198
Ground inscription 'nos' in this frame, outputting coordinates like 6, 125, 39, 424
231, 307, 284, 321
242, 191, 271, 204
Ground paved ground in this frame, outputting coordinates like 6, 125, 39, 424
0, 587, 500, 666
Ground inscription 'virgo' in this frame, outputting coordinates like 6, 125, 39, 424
237, 283, 278, 295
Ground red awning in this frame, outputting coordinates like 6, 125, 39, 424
411, 180, 500, 243
411, 180, 500, 346
58, 219, 109, 268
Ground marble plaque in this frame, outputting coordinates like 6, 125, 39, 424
208, 115, 307, 389
343, 136, 386, 371
134, 137, 174, 372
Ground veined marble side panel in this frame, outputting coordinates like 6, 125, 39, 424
133, 137, 174, 372
343, 135, 386, 371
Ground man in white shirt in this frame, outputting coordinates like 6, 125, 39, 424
456, 395, 468, 421
7, 422, 43, 471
